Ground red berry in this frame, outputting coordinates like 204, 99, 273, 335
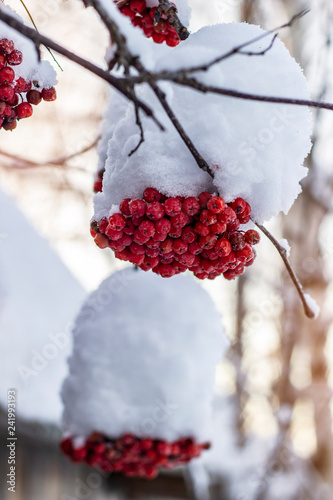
6, 50, 22, 65
176, 252, 195, 266
143, 187, 161, 202
0, 85, 14, 101
153, 231, 167, 242
210, 221, 227, 235
0, 39, 14, 54
14, 77, 31, 93
132, 216, 145, 227
230, 197, 247, 215
0, 67, 15, 84
164, 197, 182, 216
146, 247, 159, 258
16, 102, 33, 118
218, 206, 237, 224
139, 220, 155, 237
200, 209, 217, 226
129, 0, 146, 13
6, 93, 19, 106
199, 234, 217, 250
183, 197, 200, 215
140, 256, 159, 271
128, 252, 145, 265
108, 213, 126, 231
152, 33, 165, 43
181, 226, 197, 243
198, 192, 212, 207
94, 233, 109, 249
194, 222, 210, 237
170, 212, 188, 228
105, 226, 123, 240
155, 264, 175, 277
98, 218, 108, 233
169, 226, 182, 238
188, 241, 202, 255
159, 238, 173, 255
146, 238, 160, 249
41, 87, 57, 101
153, 18, 167, 33
207, 196, 225, 214
133, 228, 150, 244
119, 198, 131, 216
146, 202, 165, 221
155, 217, 171, 234
245, 230, 260, 245
173, 239, 188, 255
118, 234, 132, 247
229, 233, 246, 251
166, 35, 180, 47
215, 239, 232, 257
129, 199, 146, 218
123, 219, 135, 235
228, 219, 240, 231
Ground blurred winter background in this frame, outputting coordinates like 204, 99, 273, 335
1, 0, 333, 499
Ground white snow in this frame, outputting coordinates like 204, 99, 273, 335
0, 188, 86, 425
94, 22, 312, 224
0, 4, 57, 89
304, 293, 320, 319
61, 268, 228, 442
278, 238, 291, 258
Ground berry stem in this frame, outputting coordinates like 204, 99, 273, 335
255, 222, 316, 319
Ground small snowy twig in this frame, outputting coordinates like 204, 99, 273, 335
156, 0, 190, 41
0, 6, 163, 131
176, 9, 309, 74
256, 222, 316, 319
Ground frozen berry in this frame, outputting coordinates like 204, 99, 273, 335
7, 50, 23, 65
41, 87, 57, 101
16, 102, 33, 118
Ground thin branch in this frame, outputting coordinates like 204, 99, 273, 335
239, 34, 278, 56
0, 136, 99, 170
0, 6, 164, 131
256, 222, 316, 319
172, 79, 333, 112
177, 9, 309, 75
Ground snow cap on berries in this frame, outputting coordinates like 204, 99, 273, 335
95, 22, 312, 224
61, 268, 227, 442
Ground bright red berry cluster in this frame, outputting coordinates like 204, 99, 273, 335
0, 38, 57, 131
61, 432, 209, 479
91, 188, 260, 280
116, 0, 181, 46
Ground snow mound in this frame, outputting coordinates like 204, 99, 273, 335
0, 4, 57, 88
0, 188, 85, 425
61, 268, 228, 442
94, 22, 312, 224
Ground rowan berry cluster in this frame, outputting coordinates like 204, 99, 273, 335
116, 0, 181, 46
0, 38, 56, 131
91, 188, 260, 280
61, 432, 209, 479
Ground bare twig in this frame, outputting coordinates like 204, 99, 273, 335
256, 222, 316, 319
0, 136, 100, 170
